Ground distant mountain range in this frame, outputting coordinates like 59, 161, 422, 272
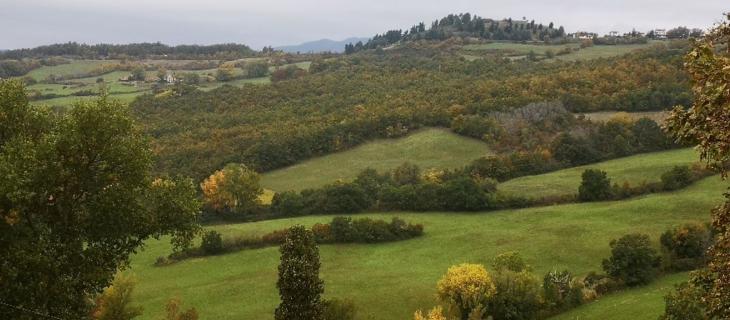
275, 37, 369, 53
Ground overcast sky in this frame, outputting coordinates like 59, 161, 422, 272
1, 0, 727, 50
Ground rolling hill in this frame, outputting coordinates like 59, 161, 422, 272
260, 128, 492, 192
498, 148, 699, 198
275, 37, 369, 53
129, 175, 725, 320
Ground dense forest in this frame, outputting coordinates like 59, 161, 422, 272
0, 42, 256, 60
346, 13, 566, 53
133, 42, 690, 180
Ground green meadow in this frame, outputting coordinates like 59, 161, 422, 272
129, 176, 726, 320
463, 41, 663, 61
498, 148, 699, 198
260, 128, 493, 192
550, 272, 688, 320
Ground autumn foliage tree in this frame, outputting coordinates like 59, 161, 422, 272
665, 13, 730, 318
200, 163, 262, 216
437, 263, 497, 320
92, 274, 143, 320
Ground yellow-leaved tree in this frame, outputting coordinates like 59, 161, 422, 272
200, 163, 262, 215
436, 263, 496, 320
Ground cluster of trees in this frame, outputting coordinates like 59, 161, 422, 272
0, 42, 256, 60
133, 43, 690, 181
0, 81, 202, 319
271, 163, 499, 215
160, 216, 424, 264
552, 117, 674, 166
347, 14, 566, 53
577, 165, 711, 202
415, 227, 709, 320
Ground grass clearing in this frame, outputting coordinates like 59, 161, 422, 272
25, 60, 115, 80
260, 128, 492, 192
129, 176, 726, 320
462, 41, 664, 61
550, 272, 688, 320
498, 148, 699, 198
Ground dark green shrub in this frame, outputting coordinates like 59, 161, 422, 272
660, 223, 712, 271
323, 298, 356, 320
661, 165, 693, 191
330, 217, 355, 242
578, 169, 613, 201
487, 270, 542, 320
352, 218, 395, 243
321, 182, 372, 213
271, 191, 305, 216
201, 230, 224, 255
602, 233, 661, 286
441, 177, 491, 211
551, 133, 600, 166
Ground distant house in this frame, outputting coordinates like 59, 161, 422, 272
653, 29, 667, 39
119, 74, 133, 82
608, 31, 619, 37
570, 31, 597, 40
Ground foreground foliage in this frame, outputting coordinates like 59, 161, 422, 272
665, 13, 730, 318
0, 80, 201, 319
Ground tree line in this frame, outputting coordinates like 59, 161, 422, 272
132, 43, 690, 181
0, 42, 256, 60
346, 13, 566, 54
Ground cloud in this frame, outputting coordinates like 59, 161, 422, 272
0, 0, 726, 49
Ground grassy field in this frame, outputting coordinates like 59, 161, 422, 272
498, 148, 699, 198
550, 272, 688, 320
31, 91, 143, 107
463, 41, 663, 61
553, 42, 662, 61
463, 42, 580, 55
579, 111, 670, 124
128, 176, 726, 320
260, 128, 492, 192
25, 60, 115, 80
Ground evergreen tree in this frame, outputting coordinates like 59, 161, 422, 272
275, 225, 325, 320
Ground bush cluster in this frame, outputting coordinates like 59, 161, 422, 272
660, 223, 712, 271
159, 216, 423, 265
577, 164, 713, 203
271, 163, 499, 216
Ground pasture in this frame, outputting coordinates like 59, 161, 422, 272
498, 148, 699, 198
550, 272, 688, 320
260, 128, 493, 192
462, 40, 664, 61
128, 176, 726, 320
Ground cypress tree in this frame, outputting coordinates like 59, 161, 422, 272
275, 225, 324, 320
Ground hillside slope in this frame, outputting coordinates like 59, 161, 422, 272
498, 148, 699, 198
130, 176, 725, 320
275, 37, 369, 53
550, 272, 689, 320
261, 128, 492, 192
